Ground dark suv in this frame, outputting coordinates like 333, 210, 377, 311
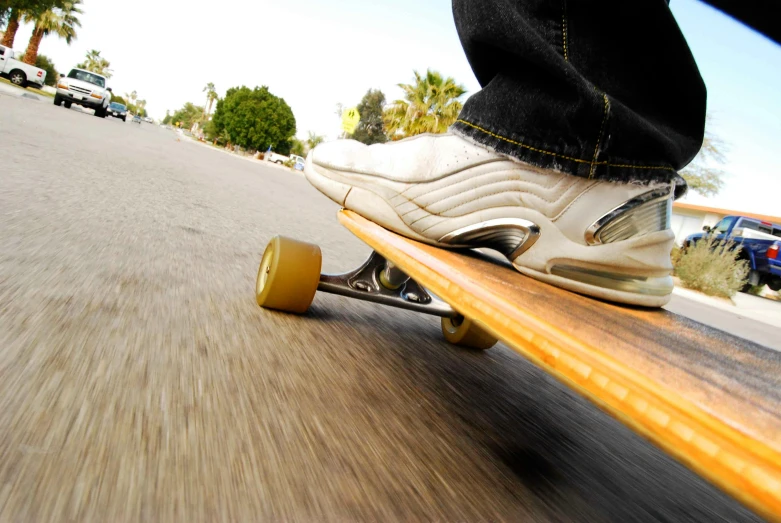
107, 102, 128, 121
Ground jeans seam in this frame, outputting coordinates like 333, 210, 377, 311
455, 119, 674, 172
589, 93, 610, 178
562, 0, 569, 61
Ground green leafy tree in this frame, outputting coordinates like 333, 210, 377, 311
169, 102, 203, 129
111, 94, 127, 106
76, 49, 112, 78
681, 117, 728, 197
201, 118, 216, 138
351, 89, 388, 145
21, 0, 81, 65
384, 69, 466, 139
210, 85, 296, 153
34, 53, 57, 85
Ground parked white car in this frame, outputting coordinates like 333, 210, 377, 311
54, 68, 112, 118
0, 44, 46, 88
266, 151, 290, 164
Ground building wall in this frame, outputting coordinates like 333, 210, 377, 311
671, 210, 704, 244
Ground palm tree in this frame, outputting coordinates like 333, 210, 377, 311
22, 0, 82, 65
76, 49, 112, 78
305, 131, 324, 151
206, 90, 218, 116
203, 82, 216, 115
1, 8, 22, 47
290, 138, 306, 157
383, 69, 466, 139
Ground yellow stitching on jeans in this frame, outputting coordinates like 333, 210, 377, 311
456, 119, 591, 164
607, 163, 672, 170
562, 0, 569, 61
455, 119, 675, 171
589, 93, 610, 178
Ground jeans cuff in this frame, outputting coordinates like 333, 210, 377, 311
451, 118, 687, 196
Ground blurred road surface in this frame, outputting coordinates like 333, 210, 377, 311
0, 94, 765, 521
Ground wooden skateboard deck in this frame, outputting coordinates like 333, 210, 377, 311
336, 209, 781, 521
255, 209, 781, 520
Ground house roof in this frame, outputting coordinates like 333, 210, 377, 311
673, 201, 781, 224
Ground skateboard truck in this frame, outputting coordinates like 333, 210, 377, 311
318, 251, 457, 318
255, 236, 498, 350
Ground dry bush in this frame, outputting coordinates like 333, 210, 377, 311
674, 236, 748, 298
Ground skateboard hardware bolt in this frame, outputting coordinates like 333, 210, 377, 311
406, 292, 421, 303
353, 281, 373, 292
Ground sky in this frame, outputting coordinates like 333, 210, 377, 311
7, 0, 780, 215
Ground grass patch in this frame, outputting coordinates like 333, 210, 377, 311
674, 236, 748, 298
0, 77, 54, 98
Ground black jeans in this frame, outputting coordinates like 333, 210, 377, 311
450, 0, 706, 190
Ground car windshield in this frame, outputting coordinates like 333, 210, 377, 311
67, 69, 105, 88
713, 218, 733, 233
109, 103, 126, 110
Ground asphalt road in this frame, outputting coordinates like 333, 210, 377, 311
0, 94, 767, 522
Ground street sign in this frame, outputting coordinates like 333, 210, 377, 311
341, 107, 360, 134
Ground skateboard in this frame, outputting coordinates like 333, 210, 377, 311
256, 209, 781, 521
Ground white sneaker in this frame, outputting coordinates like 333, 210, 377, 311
305, 133, 675, 307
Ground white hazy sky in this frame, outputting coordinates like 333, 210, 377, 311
8, 0, 780, 216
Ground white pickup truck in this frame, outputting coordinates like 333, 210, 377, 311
0, 45, 47, 88
54, 68, 112, 118
266, 151, 290, 164
266, 152, 305, 166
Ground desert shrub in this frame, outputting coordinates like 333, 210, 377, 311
671, 244, 682, 265
674, 236, 748, 298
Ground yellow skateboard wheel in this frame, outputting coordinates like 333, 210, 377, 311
441, 316, 498, 350
256, 236, 322, 313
